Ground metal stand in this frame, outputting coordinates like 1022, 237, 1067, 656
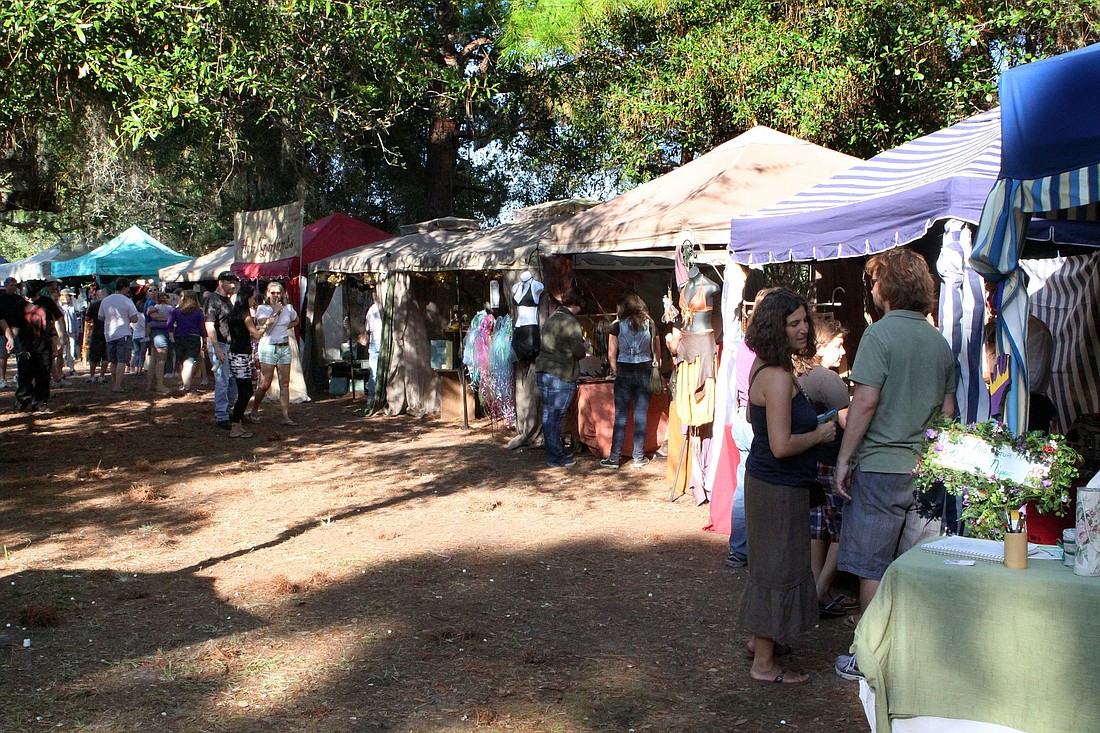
460, 365, 470, 429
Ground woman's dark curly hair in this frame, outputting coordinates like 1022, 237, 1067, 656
745, 289, 815, 370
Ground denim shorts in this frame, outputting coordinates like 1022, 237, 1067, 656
837, 467, 940, 581
150, 331, 169, 350
106, 336, 133, 364
258, 342, 291, 366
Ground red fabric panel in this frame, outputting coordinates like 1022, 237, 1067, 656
703, 424, 739, 534
231, 257, 299, 280
302, 212, 391, 264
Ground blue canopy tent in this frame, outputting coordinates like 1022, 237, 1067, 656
726, 110, 1022, 430
972, 42, 1100, 435
51, 225, 189, 279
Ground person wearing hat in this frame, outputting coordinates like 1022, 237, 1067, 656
99, 277, 139, 393
205, 271, 239, 429
58, 288, 81, 376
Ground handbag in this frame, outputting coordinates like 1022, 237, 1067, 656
647, 361, 664, 394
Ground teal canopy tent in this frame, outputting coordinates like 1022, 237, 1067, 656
51, 226, 189, 278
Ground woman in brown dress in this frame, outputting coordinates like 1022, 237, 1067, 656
740, 289, 835, 685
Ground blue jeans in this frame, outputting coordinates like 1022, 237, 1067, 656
537, 372, 577, 465
728, 406, 752, 559
211, 343, 237, 423
609, 366, 651, 462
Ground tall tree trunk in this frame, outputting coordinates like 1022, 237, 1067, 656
424, 88, 459, 220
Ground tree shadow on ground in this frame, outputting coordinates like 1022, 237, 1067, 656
1, 538, 865, 733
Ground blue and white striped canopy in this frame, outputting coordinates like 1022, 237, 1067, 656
728, 109, 1002, 265
972, 42, 1100, 434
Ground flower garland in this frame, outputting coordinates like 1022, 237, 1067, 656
912, 419, 1080, 540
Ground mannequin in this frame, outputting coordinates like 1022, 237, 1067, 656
512, 270, 543, 327
672, 258, 721, 426
511, 269, 543, 362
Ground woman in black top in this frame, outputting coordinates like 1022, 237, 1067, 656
740, 289, 835, 685
227, 285, 262, 438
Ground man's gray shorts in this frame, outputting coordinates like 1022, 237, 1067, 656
106, 336, 133, 364
837, 467, 941, 581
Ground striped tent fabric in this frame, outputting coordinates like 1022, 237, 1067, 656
1022, 254, 1100, 433
971, 163, 1100, 433
937, 220, 991, 425
729, 109, 1002, 265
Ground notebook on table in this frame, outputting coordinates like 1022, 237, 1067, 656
921, 536, 1042, 563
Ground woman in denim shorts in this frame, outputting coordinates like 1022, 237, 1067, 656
251, 282, 299, 425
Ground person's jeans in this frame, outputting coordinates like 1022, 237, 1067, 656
367, 344, 380, 401
728, 406, 753, 560
609, 366, 651, 462
537, 372, 578, 465
211, 343, 237, 423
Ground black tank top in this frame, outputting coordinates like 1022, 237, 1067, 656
745, 385, 818, 487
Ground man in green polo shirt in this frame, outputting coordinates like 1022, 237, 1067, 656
833, 248, 955, 682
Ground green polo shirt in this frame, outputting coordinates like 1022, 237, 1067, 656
850, 309, 955, 474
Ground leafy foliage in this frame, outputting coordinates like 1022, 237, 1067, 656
501, 0, 1100, 193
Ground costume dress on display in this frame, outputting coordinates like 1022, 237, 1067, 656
511, 273, 543, 362
673, 269, 720, 426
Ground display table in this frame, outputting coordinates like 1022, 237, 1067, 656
853, 539, 1100, 733
574, 379, 669, 459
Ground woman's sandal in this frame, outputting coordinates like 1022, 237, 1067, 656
819, 597, 850, 618
750, 669, 811, 685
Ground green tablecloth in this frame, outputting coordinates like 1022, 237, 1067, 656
853, 540, 1100, 733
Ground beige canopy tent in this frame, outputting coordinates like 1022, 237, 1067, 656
158, 243, 237, 283
308, 219, 553, 275
549, 126, 860, 254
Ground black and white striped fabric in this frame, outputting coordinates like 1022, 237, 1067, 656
1022, 254, 1100, 433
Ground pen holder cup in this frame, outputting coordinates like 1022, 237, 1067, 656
1003, 532, 1029, 570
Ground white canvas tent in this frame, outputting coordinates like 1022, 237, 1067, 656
159, 243, 237, 283
0, 239, 96, 282
308, 220, 552, 275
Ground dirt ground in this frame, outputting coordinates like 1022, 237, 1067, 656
1, 367, 868, 733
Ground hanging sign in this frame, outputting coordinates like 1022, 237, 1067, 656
234, 201, 303, 264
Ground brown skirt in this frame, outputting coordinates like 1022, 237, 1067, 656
738, 473, 818, 642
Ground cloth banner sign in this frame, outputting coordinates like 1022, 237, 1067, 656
234, 201, 304, 264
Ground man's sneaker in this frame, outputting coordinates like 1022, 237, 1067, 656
548, 458, 577, 468
216, 420, 232, 430
0, 379, 8, 390
834, 653, 864, 681
34, 404, 53, 414
725, 553, 748, 569
598, 457, 620, 469
631, 457, 650, 469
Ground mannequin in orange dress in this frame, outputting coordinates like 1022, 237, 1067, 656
666, 262, 721, 502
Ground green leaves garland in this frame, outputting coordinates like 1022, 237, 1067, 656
913, 419, 1080, 540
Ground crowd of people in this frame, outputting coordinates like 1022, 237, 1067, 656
0, 270, 299, 435
525, 247, 959, 687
